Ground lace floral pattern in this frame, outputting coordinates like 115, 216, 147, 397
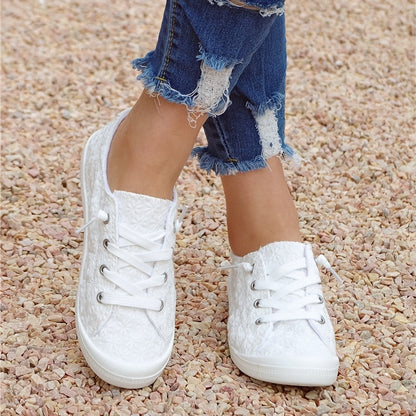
227, 243, 337, 357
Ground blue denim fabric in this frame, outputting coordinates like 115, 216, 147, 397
132, 0, 295, 175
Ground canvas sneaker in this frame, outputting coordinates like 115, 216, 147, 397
76, 109, 181, 388
226, 241, 340, 386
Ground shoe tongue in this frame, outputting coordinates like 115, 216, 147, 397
114, 190, 173, 231
259, 241, 307, 273
113, 191, 173, 283
259, 242, 311, 302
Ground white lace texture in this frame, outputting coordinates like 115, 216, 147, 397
78, 207, 186, 311
223, 249, 342, 325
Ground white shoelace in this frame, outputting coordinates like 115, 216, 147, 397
77, 208, 187, 311
223, 250, 342, 325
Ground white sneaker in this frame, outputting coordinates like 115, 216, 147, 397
226, 241, 340, 386
76, 110, 180, 388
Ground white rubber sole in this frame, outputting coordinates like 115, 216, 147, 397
230, 347, 339, 386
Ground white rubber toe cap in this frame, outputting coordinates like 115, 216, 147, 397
230, 346, 339, 386
76, 314, 173, 389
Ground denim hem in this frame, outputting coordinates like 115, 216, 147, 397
192, 146, 267, 175
132, 52, 195, 109
132, 50, 238, 124
196, 45, 242, 71
208, 0, 285, 17
192, 144, 298, 175
246, 92, 284, 115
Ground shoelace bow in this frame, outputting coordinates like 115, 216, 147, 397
77, 207, 188, 311
222, 251, 342, 325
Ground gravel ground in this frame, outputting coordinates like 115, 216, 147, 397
1, 0, 415, 415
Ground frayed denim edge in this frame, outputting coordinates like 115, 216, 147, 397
132, 50, 237, 126
245, 93, 300, 163
192, 147, 267, 175
245, 92, 284, 115
208, 0, 285, 17
132, 53, 195, 109
196, 45, 242, 71
192, 144, 298, 176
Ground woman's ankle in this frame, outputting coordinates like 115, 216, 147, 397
107, 93, 206, 198
107, 129, 177, 199
222, 157, 302, 257
228, 232, 302, 257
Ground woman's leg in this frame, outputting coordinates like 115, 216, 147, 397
107, 91, 207, 199
222, 156, 302, 257
195, 9, 300, 255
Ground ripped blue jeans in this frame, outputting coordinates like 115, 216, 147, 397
133, 0, 295, 175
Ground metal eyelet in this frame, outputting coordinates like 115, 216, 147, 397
103, 238, 110, 249
99, 264, 108, 276
318, 315, 326, 324
162, 272, 168, 283
96, 291, 104, 303
253, 299, 261, 308
249, 263, 255, 274
103, 213, 110, 225
250, 281, 256, 290
318, 295, 324, 304
255, 318, 263, 325
158, 299, 164, 312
